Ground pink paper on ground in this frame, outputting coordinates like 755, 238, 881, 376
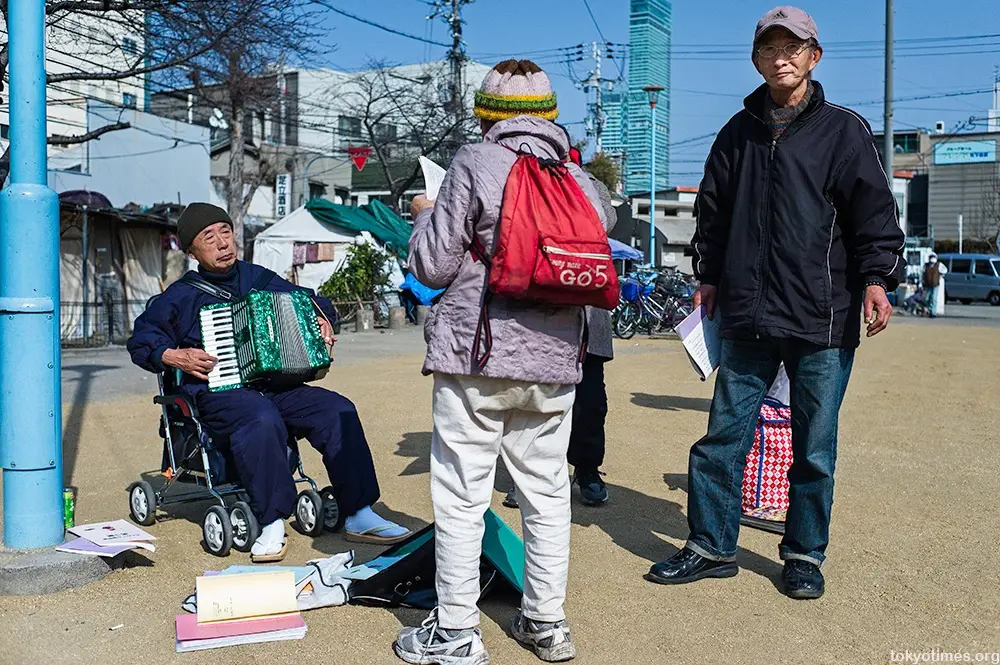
175, 612, 304, 642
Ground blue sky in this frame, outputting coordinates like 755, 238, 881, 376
317, 0, 1000, 185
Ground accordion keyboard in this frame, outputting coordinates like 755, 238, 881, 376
199, 305, 241, 390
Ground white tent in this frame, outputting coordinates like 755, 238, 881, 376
253, 205, 403, 293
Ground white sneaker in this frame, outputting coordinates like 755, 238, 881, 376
393, 608, 490, 665
510, 612, 576, 662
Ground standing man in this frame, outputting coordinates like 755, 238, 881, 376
922, 254, 946, 317
645, 7, 904, 600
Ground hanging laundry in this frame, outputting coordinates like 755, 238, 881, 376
292, 243, 307, 266
317, 243, 336, 262
305, 243, 320, 263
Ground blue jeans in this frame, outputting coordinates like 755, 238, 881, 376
686, 339, 855, 566
925, 286, 939, 316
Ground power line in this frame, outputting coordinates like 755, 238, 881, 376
310, 1, 451, 48
579, 0, 623, 81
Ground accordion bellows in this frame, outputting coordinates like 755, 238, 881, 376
200, 290, 331, 392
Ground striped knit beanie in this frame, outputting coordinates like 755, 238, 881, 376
474, 60, 558, 123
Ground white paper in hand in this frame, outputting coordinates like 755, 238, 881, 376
675, 305, 722, 381
419, 156, 447, 201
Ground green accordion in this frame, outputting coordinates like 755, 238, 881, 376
199, 290, 331, 392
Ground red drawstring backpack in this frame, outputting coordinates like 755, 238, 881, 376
470, 150, 619, 368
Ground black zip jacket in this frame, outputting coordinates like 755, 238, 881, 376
691, 81, 904, 349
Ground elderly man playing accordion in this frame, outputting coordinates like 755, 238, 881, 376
127, 203, 409, 561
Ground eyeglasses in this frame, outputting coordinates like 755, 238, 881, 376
755, 42, 810, 59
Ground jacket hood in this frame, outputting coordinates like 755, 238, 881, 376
743, 80, 826, 121
484, 115, 570, 161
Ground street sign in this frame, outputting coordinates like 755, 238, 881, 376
275, 173, 290, 219
933, 140, 997, 165
348, 146, 372, 171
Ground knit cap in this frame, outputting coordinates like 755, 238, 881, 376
177, 202, 233, 251
473, 59, 558, 123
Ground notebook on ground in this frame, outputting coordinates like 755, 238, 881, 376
175, 613, 306, 653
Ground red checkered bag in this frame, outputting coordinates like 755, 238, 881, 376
741, 399, 793, 522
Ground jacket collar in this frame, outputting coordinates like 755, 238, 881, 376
744, 80, 826, 125
484, 116, 570, 160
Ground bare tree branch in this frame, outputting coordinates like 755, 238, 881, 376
47, 30, 224, 83
329, 60, 476, 209
48, 121, 131, 145
45, 1, 158, 14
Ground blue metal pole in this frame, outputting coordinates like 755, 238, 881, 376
0, 0, 64, 549
648, 103, 657, 266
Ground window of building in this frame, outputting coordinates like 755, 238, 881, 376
122, 92, 137, 109
375, 123, 397, 143
122, 37, 138, 57
893, 134, 920, 154
308, 182, 326, 201
338, 116, 362, 145
0, 124, 8, 140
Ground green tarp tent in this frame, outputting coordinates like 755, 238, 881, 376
305, 198, 412, 258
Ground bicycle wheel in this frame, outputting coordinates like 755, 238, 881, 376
614, 302, 639, 339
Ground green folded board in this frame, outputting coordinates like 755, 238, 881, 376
482, 508, 524, 594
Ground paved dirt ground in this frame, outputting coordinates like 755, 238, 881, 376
2, 319, 999, 665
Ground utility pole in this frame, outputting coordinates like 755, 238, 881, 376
0, 0, 65, 549
429, 0, 473, 120
883, 0, 894, 182
576, 41, 619, 156
591, 42, 604, 152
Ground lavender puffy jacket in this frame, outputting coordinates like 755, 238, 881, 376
409, 116, 613, 385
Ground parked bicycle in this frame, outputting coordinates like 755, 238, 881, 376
612, 267, 695, 339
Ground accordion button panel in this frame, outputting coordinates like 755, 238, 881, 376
200, 307, 242, 390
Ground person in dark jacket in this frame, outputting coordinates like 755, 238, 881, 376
127, 203, 409, 562
645, 7, 904, 600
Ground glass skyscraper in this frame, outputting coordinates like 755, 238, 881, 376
604, 0, 671, 195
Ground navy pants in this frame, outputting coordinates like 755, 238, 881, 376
567, 354, 609, 471
686, 339, 854, 566
197, 385, 381, 525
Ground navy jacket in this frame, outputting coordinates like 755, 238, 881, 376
127, 261, 336, 397
691, 82, 905, 349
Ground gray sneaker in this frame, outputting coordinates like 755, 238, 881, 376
510, 612, 576, 662
394, 609, 490, 665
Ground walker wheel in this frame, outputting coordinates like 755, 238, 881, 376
230, 501, 260, 553
128, 481, 157, 526
202, 505, 233, 557
293, 489, 325, 537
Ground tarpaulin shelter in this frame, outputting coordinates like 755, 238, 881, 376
252, 204, 404, 293
58, 191, 178, 346
305, 199, 412, 259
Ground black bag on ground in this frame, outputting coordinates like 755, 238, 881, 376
348, 509, 524, 609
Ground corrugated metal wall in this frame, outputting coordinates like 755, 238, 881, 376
928, 160, 1000, 240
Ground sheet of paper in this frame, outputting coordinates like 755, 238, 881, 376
675, 305, 721, 381
56, 537, 136, 558
69, 520, 156, 546
419, 156, 447, 200
196, 571, 298, 623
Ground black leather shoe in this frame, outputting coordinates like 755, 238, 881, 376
645, 548, 738, 585
782, 560, 825, 599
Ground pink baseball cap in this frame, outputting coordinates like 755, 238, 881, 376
754, 6, 819, 44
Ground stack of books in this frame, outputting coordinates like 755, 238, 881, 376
175, 570, 307, 652
58, 520, 157, 557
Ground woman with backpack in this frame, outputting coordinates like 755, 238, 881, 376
393, 60, 614, 665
